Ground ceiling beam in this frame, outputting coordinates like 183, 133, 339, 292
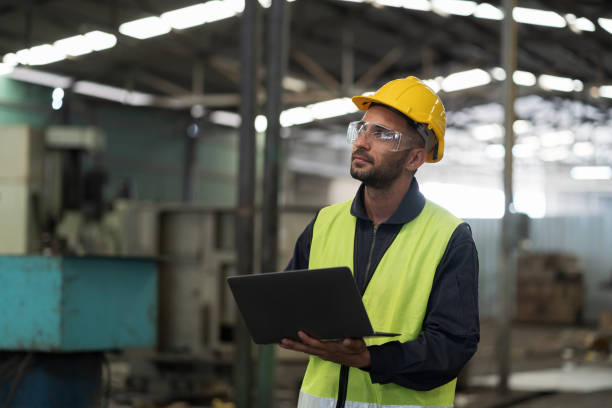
291, 49, 341, 92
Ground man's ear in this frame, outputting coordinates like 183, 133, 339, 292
405, 148, 427, 172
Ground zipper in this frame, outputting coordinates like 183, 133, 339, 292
361, 224, 379, 294
335, 365, 349, 408
337, 223, 379, 407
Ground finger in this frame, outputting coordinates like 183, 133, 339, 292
281, 338, 325, 356
297, 331, 326, 349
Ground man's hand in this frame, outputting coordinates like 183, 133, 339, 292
280, 331, 371, 368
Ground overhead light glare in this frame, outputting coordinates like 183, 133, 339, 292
570, 166, 612, 180
485, 144, 505, 159
572, 142, 594, 157
280, 107, 314, 127
119, 16, 171, 39
73, 80, 154, 106
54, 35, 93, 57
254, 115, 268, 132
209, 110, 241, 128
161, 1, 235, 29
598, 18, 612, 34
540, 130, 574, 147
8, 67, 73, 88
282, 76, 307, 93
441, 68, 490, 92
471, 123, 503, 141
3, 53, 18, 67
490, 67, 506, 81
599, 85, 612, 99
25, 44, 66, 66
538, 74, 579, 92
223, 0, 245, 13
565, 14, 595, 32
539, 147, 569, 162
52, 99, 63, 110
431, 0, 476, 17
422, 78, 441, 93
308, 98, 357, 120
513, 7, 566, 28
0, 63, 14, 76
512, 144, 537, 158
513, 120, 532, 134
84, 31, 117, 51
473, 3, 503, 20
513, 70, 536, 86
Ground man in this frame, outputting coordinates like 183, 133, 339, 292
281, 76, 479, 408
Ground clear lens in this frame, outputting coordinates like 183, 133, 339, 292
347, 121, 403, 151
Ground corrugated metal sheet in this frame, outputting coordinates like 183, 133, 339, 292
466, 216, 612, 322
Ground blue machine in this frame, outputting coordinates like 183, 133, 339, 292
0, 256, 158, 407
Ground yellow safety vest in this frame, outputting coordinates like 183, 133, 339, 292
299, 199, 462, 408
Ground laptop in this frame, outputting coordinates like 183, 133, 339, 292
227, 266, 400, 345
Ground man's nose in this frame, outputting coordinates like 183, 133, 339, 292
353, 130, 371, 150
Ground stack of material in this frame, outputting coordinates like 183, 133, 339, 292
516, 252, 584, 324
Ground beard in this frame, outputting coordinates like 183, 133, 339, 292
350, 148, 409, 189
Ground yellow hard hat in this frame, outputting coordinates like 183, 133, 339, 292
352, 76, 446, 163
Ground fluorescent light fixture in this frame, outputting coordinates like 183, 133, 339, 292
8, 67, 73, 88
3, 53, 18, 66
52, 99, 63, 110
485, 144, 505, 159
84, 31, 117, 51
513, 7, 566, 28
471, 123, 503, 141
280, 106, 313, 127
119, 16, 171, 39
441, 68, 490, 92
565, 14, 595, 32
308, 98, 357, 120
490, 67, 506, 81
572, 142, 594, 157
376, 0, 407, 8
52, 87, 64, 100
54, 35, 93, 57
541, 130, 574, 147
209, 110, 241, 128
599, 85, 612, 98
473, 3, 503, 20
570, 166, 612, 180
224, 0, 245, 13
422, 78, 441, 93
514, 191, 545, 218
73, 80, 154, 106
15, 49, 31, 65
538, 74, 581, 92
513, 120, 532, 134
254, 115, 268, 132
513, 70, 536, 86
0, 63, 13, 76
283, 76, 307, 92
400, 0, 432, 11
420, 182, 504, 219
258, 0, 271, 7
161, 1, 235, 29
539, 147, 569, 162
598, 18, 612, 34
25, 44, 66, 65
431, 0, 476, 17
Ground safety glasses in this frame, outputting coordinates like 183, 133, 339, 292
346, 121, 409, 152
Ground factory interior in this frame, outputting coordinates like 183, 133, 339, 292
1, 0, 612, 407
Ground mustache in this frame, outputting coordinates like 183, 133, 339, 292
352, 148, 374, 163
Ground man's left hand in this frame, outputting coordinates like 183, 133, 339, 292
280, 331, 371, 368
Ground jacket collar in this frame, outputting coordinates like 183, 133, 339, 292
350, 178, 426, 224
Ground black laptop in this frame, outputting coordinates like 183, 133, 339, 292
227, 266, 400, 345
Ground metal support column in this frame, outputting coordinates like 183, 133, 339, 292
497, 0, 517, 393
258, 1, 288, 407
234, 0, 258, 407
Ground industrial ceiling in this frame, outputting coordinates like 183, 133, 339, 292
1, 0, 612, 210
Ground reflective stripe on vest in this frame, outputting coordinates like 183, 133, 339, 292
298, 391, 453, 408
300, 199, 462, 407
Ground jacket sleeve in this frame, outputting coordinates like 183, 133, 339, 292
365, 223, 480, 390
284, 213, 318, 271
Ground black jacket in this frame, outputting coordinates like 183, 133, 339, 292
285, 178, 480, 390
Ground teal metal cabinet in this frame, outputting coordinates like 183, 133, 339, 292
0, 256, 157, 351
